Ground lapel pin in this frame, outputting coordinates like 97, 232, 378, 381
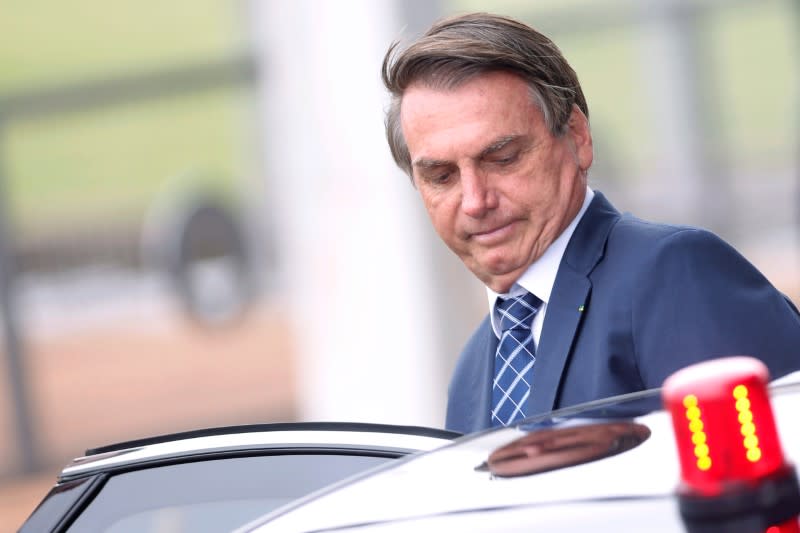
578, 305, 585, 312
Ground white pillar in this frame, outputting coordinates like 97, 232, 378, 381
635, 0, 705, 223
248, 1, 448, 427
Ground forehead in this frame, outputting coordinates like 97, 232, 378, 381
400, 71, 543, 161
401, 70, 533, 118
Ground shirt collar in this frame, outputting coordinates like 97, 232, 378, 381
487, 186, 594, 337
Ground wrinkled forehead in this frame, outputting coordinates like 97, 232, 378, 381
398, 70, 544, 133
399, 71, 548, 165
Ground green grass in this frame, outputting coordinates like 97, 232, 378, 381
0, 0, 248, 234
708, 3, 798, 169
4, 88, 250, 234
0, 0, 245, 94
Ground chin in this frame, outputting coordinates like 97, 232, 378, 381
480, 270, 521, 294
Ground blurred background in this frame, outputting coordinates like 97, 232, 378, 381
1, 0, 797, 529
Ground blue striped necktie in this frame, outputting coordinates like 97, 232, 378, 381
491, 291, 542, 427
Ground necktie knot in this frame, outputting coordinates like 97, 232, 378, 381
497, 292, 541, 332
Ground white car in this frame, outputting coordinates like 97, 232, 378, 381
241, 358, 800, 532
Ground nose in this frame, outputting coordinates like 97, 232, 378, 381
460, 167, 497, 218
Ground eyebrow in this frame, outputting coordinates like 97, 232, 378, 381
478, 135, 521, 158
411, 134, 524, 170
412, 157, 451, 170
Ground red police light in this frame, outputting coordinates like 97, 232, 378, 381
663, 356, 800, 533
663, 357, 785, 495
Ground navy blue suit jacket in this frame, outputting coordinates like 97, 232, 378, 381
445, 192, 800, 433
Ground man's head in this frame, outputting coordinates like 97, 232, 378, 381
382, 12, 589, 178
382, 13, 594, 293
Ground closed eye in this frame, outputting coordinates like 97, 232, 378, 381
416, 167, 455, 186
488, 153, 518, 165
479, 135, 526, 167
430, 171, 454, 185
413, 157, 457, 185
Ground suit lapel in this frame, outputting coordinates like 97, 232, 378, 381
529, 269, 590, 414
528, 192, 620, 415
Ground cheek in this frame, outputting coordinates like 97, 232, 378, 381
421, 193, 460, 239
513, 158, 565, 207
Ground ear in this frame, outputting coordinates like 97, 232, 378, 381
566, 104, 593, 172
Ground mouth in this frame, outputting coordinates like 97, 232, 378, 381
469, 220, 517, 245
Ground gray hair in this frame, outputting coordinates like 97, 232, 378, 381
381, 12, 589, 179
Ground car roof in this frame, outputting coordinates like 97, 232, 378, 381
59, 422, 459, 482
241, 375, 800, 532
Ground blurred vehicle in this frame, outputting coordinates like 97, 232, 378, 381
242, 359, 800, 533
19, 423, 457, 533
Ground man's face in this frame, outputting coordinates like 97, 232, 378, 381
400, 71, 593, 293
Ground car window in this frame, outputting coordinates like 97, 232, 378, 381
19, 477, 98, 533
65, 453, 389, 533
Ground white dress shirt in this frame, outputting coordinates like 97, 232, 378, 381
487, 187, 595, 344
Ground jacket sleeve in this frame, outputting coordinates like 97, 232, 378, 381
630, 228, 800, 388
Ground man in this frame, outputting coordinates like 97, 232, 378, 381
381, 13, 800, 433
